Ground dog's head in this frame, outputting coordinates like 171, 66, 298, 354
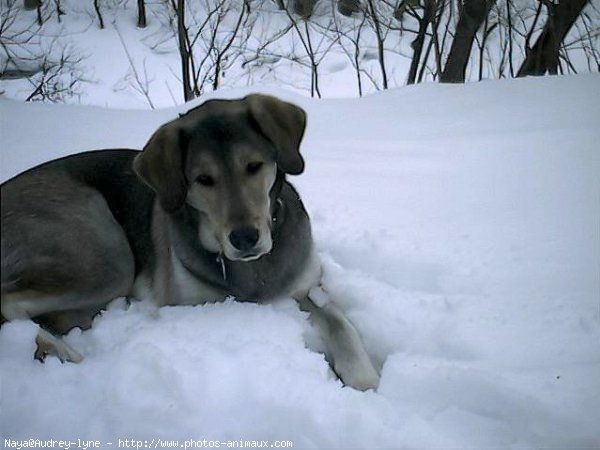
133, 94, 307, 262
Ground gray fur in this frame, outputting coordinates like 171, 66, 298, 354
0, 95, 379, 390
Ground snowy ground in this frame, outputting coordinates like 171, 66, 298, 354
0, 1, 413, 106
1, 74, 600, 448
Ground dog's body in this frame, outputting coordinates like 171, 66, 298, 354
1, 95, 379, 390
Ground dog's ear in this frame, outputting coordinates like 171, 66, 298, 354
133, 121, 188, 212
245, 94, 306, 175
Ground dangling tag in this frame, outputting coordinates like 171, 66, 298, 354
217, 253, 227, 281
273, 198, 283, 223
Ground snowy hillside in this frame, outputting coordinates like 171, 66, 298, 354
1, 74, 600, 448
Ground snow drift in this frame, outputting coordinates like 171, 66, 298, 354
1, 74, 599, 448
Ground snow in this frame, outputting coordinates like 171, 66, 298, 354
1, 73, 600, 448
0, 1, 408, 107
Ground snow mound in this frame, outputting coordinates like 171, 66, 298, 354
1, 75, 600, 447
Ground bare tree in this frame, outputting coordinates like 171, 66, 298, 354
1, 0, 81, 89
175, 0, 193, 101
337, 0, 360, 16
283, 5, 330, 97
0, 0, 87, 103
364, 0, 390, 89
505, 0, 514, 76
115, 25, 155, 108
173, 0, 252, 100
23, 0, 40, 10
1, 0, 39, 79
517, 0, 589, 77
440, 0, 495, 83
55, 0, 66, 22
330, 1, 369, 95
25, 41, 86, 102
576, 7, 600, 71
474, 7, 498, 80
209, 1, 248, 90
294, 0, 318, 18
93, 0, 105, 29
137, 0, 147, 28
398, 0, 438, 85
5, 0, 599, 103
22, 0, 43, 25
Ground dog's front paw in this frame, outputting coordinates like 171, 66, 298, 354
334, 356, 380, 391
35, 329, 84, 363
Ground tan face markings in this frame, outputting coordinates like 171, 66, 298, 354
185, 145, 277, 261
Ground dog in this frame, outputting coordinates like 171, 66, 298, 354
0, 94, 379, 390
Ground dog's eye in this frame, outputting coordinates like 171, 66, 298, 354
195, 174, 215, 187
246, 162, 263, 175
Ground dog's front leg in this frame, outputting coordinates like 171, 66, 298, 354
296, 288, 380, 391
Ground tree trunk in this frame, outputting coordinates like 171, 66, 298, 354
24, 0, 41, 10
366, 0, 388, 89
407, 0, 434, 85
506, 0, 514, 77
477, 14, 494, 81
93, 0, 104, 29
338, 0, 360, 16
294, 0, 317, 19
137, 0, 147, 28
517, 0, 588, 77
176, 0, 194, 101
36, 3, 43, 25
440, 0, 495, 83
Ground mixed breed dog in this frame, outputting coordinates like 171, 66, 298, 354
0, 94, 379, 391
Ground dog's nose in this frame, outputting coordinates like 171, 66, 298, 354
228, 227, 260, 252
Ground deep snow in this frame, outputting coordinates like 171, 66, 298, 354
1, 74, 600, 448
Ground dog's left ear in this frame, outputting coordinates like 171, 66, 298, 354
245, 94, 306, 175
133, 121, 188, 213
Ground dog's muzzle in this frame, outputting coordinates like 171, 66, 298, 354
229, 227, 259, 252
226, 226, 270, 261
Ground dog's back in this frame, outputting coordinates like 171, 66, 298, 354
1, 150, 154, 334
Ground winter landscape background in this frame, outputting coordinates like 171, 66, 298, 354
1, 1, 599, 448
